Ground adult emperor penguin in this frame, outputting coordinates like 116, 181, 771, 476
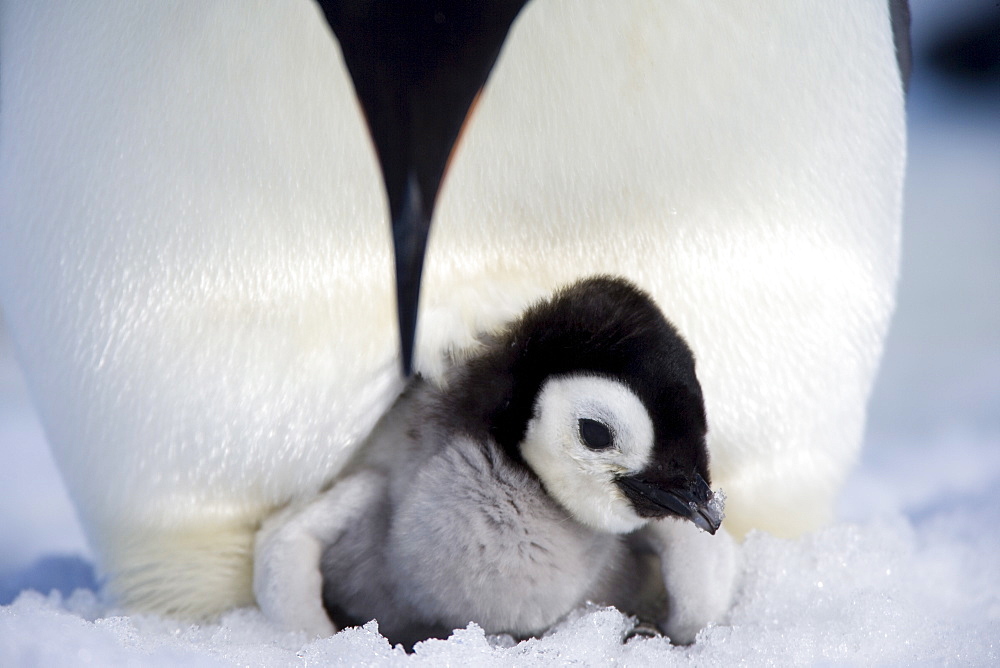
0, 1, 909, 620
254, 276, 736, 647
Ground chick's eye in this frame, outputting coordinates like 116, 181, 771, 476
578, 418, 613, 450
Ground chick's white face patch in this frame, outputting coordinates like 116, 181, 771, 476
521, 374, 655, 533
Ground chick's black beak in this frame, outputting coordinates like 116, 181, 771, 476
616, 472, 724, 535
315, 0, 528, 376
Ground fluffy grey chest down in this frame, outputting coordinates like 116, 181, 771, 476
321, 428, 657, 648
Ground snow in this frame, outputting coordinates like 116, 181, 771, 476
2, 1, 999, 664
3, 501, 998, 665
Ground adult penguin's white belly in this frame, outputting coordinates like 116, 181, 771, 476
0, 1, 905, 619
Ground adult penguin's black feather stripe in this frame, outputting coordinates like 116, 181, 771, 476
314, 0, 530, 375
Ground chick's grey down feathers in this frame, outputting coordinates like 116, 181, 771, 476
316, 276, 720, 647
322, 420, 663, 648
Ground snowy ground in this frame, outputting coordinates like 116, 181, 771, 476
2, 2, 998, 665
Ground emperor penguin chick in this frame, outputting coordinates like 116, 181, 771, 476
254, 276, 738, 648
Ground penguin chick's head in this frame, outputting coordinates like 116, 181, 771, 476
442, 276, 721, 535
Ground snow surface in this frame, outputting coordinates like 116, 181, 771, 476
2, 1, 998, 664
